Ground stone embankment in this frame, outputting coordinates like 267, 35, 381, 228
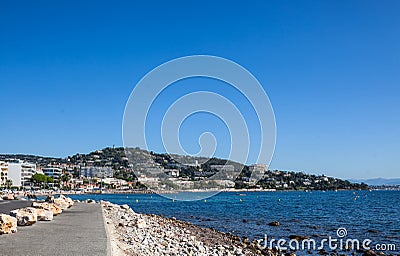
99, 201, 395, 256
101, 200, 279, 256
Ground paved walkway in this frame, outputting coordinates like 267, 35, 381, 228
0, 202, 109, 256
0, 200, 33, 214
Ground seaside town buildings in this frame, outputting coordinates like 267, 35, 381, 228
80, 166, 113, 178
42, 167, 62, 182
0, 147, 366, 191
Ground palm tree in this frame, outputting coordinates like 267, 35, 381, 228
60, 174, 71, 190
5, 179, 13, 189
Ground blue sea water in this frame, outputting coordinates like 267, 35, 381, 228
69, 190, 399, 254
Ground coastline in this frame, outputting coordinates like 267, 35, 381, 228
5, 187, 398, 203
33, 187, 378, 197
98, 199, 396, 256
100, 200, 265, 256
2, 193, 397, 255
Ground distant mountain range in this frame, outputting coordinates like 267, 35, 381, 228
350, 178, 400, 186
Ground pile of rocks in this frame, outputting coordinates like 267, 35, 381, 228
0, 194, 74, 235
2, 194, 15, 200
101, 201, 282, 256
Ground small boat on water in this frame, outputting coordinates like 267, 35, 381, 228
236, 193, 246, 196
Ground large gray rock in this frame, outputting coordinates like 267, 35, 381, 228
60, 195, 74, 208
32, 202, 62, 216
36, 208, 54, 221
53, 195, 74, 208
0, 214, 17, 234
54, 197, 69, 210
10, 207, 38, 226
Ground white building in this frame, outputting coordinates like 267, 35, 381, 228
7, 160, 37, 188
102, 178, 128, 187
0, 161, 8, 187
165, 169, 179, 177
42, 167, 62, 181
249, 164, 269, 182
250, 164, 268, 175
80, 167, 113, 178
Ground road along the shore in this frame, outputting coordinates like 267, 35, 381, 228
0, 202, 109, 256
0, 200, 33, 214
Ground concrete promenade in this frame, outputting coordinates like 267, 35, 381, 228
0, 200, 33, 214
0, 202, 109, 256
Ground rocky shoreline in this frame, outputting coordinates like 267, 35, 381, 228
98, 200, 398, 256
101, 200, 263, 256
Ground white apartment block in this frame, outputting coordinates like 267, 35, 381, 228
7, 160, 37, 188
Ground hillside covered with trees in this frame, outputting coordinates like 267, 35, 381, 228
1, 147, 368, 191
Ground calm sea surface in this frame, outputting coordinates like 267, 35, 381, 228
69, 190, 399, 253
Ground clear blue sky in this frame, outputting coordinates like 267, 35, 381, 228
1, 1, 399, 179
